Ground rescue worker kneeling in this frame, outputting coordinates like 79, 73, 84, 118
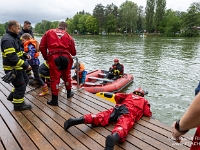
64, 87, 152, 150
1, 20, 32, 111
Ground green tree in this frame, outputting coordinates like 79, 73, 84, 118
181, 3, 200, 36
66, 19, 75, 34
72, 14, 83, 34
119, 1, 138, 34
85, 16, 98, 34
50, 21, 59, 29
145, 0, 155, 32
104, 14, 117, 35
137, 6, 144, 33
78, 14, 91, 34
104, 3, 118, 34
160, 9, 181, 36
35, 23, 43, 34
154, 0, 166, 32
4, 22, 8, 30
93, 3, 105, 34
0, 24, 6, 35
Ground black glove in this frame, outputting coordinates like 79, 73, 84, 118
109, 68, 113, 73
2, 69, 17, 84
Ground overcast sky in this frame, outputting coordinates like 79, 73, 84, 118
0, 0, 197, 26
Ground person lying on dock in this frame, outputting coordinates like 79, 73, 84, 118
64, 87, 152, 150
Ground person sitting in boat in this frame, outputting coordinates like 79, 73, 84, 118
64, 87, 152, 150
106, 58, 124, 80
72, 62, 87, 85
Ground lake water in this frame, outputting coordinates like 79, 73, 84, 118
1, 35, 200, 129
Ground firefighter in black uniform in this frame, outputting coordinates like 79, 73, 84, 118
1, 20, 32, 111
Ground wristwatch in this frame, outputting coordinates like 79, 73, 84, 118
175, 120, 189, 134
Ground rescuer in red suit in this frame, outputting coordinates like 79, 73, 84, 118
64, 87, 152, 150
39, 21, 76, 106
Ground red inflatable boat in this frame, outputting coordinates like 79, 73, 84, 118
73, 70, 134, 93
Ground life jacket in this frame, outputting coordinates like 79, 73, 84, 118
112, 63, 124, 76
75, 63, 85, 78
24, 39, 40, 58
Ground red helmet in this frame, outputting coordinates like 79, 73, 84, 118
133, 87, 145, 97
114, 58, 119, 63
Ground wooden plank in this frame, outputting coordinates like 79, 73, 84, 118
0, 114, 21, 150
64, 89, 188, 149
0, 91, 38, 150
22, 110, 72, 150
31, 89, 126, 150
26, 91, 106, 150
0, 92, 55, 150
0, 139, 5, 150
0, 70, 190, 150
55, 91, 155, 150
134, 122, 190, 150
141, 117, 192, 140
0, 78, 89, 150
24, 92, 89, 150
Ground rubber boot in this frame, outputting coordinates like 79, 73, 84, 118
47, 95, 58, 106
64, 116, 84, 130
14, 102, 32, 111
38, 84, 49, 96
7, 92, 13, 101
105, 132, 120, 150
67, 89, 74, 98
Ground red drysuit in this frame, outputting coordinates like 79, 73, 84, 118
191, 127, 200, 150
84, 93, 152, 142
40, 28, 76, 95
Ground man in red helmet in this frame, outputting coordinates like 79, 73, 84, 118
106, 58, 124, 80
40, 21, 76, 106
64, 87, 152, 150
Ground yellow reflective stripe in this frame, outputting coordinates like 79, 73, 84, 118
39, 74, 50, 79
13, 98, 24, 103
16, 59, 24, 66
17, 51, 23, 57
44, 62, 49, 68
12, 88, 15, 92
2, 53, 6, 57
4, 48, 15, 54
3, 65, 23, 70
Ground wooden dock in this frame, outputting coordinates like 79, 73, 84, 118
0, 71, 192, 150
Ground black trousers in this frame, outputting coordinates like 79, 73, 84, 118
31, 65, 44, 86
5, 70, 29, 104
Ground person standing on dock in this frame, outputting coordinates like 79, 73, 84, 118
1, 20, 32, 111
40, 21, 76, 106
64, 87, 152, 150
172, 86, 200, 149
